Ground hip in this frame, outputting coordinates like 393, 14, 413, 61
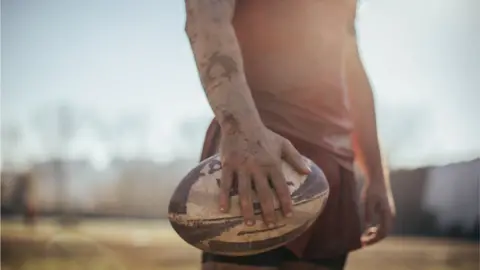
199, 119, 362, 259
200, 118, 355, 179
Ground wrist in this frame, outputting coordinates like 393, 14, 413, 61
365, 165, 386, 183
218, 110, 264, 136
368, 177, 386, 188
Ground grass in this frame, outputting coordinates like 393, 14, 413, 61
1, 218, 479, 270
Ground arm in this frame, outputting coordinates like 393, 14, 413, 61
343, 28, 385, 183
185, 0, 309, 227
185, 0, 263, 133
344, 24, 395, 245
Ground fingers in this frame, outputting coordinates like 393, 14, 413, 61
270, 168, 293, 217
218, 166, 233, 213
361, 200, 394, 246
252, 170, 277, 228
362, 200, 381, 246
282, 140, 311, 175
361, 227, 379, 246
237, 170, 255, 226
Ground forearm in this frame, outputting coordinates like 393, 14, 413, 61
185, 0, 263, 134
351, 97, 384, 183
345, 43, 385, 183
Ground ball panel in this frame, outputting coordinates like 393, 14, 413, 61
207, 189, 328, 244
169, 189, 328, 255
171, 187, 327, 234
178, 155, 320, 221
168, 154, 330, 256
170, 218, 243, 245
199, 220, 312, 256
168, 157, 213, 215
291, 161, 328, 204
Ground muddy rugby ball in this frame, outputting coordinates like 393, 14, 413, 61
168, 154, 329, 256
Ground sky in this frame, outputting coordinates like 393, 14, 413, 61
1, 0, 479, 169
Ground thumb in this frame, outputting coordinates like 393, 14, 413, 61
282, 140, 311, 175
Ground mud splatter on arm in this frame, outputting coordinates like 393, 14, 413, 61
184, 0, 263, 134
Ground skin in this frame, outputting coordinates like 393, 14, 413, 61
185, 0, 395, 269
185, 0, 311, 229
344, 16, 396, 247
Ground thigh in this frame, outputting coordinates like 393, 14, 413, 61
202, 262, 278, 270
279, 250, 349, 270
201, 247, 286, 270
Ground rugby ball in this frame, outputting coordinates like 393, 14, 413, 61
168, 154, 329, 256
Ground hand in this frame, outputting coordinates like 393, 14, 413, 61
361, 180, 395, 246
218, 125, 311, 228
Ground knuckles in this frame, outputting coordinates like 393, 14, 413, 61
222, 154, 281, 173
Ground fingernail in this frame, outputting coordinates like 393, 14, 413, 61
268, 223, 276, 229
246, 220, 254, 226
285, 212, 293, 218
219, 207, 225, 212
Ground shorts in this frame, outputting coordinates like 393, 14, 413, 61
202, 246, 348, 269
199, 119, 362, 264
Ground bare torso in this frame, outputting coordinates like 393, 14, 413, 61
234, 0, 355, 92
233, 0, 358, 161
187, 1, 394, 265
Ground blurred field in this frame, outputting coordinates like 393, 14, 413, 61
1, 218, 478, 270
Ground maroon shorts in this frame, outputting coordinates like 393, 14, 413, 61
200, 119, 362, 261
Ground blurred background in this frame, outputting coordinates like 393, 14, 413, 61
1, 0, 479, 269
